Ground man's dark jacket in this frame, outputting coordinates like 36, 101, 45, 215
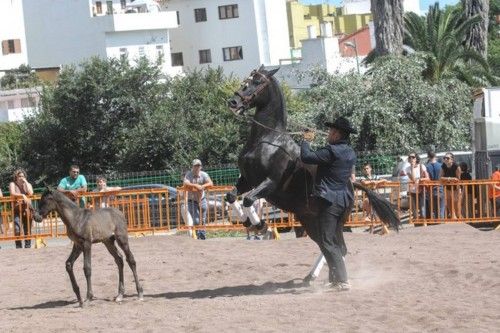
300, 139, 356, 206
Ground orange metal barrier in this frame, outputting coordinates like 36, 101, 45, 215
1, 180, 498, 245
409, 180, 500, 225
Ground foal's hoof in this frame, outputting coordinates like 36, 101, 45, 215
115, 294, 124, 303
138, 292, 144, 301
303, 273, 315, 286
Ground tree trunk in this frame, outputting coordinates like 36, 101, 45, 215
370, 0, 404, 56
463, 0, 489, 57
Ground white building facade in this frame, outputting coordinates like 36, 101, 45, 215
342, 0, 421, 15
1, 0, 181, 76
0, 0, 28, 72
165, 0, 291, 78
0, 87, 40, 122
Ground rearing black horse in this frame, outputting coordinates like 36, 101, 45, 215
226, 66, 399, 281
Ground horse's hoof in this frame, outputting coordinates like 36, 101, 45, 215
138, 292, 144, 301
115, 294, 123, 302
225, 192, 236, 204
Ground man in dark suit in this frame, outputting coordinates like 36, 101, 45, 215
300, 116, 357, 291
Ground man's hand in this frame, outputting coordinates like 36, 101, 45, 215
303, 130, 315, 142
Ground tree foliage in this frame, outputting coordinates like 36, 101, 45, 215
20, 58, 243, 182
292, 56, 473, 153
0, 64, 40, 89
403, 3, 494, 86
0, 122, 23, 186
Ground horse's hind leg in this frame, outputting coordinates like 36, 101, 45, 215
66, 244, 83, 306
116, 235, 143, 300
103, 238, 125, 302
82, 241, 94, 303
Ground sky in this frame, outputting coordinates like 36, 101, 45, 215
300, 0, 460, 10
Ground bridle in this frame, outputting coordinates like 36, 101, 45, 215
231, 70, 328, 136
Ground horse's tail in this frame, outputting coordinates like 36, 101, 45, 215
352, 182, 400, 231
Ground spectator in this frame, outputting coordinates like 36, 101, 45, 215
440, 153, 461, 219
58, 165, 87, 208
425, 151, 445, 219
405, 152, 429, 219
489, 164, 500, 216
360, 163, 387, 222
183, 159, 213, 240
459, 162, 474, 218
93, 176, 122, 208
9, 169, 34, 249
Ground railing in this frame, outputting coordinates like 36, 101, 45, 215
0, 180, 498, 245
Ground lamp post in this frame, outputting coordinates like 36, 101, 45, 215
345, 40, 360, 74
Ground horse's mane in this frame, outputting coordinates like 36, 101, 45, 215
48, 189, 79, 208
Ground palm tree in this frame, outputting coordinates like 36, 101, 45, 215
463, 0, 490, 57
370, 0, 404, 56
404, 2, 493, 85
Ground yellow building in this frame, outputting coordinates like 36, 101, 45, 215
287, 0, 371, 48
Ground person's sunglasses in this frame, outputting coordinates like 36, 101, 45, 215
408, 156, 416, 159
443, 157, 451, 160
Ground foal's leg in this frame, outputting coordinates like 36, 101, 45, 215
103, 239, 125, 302
66, 244, 83, 306
82, 241, 94, 303
116, 235, 143, 300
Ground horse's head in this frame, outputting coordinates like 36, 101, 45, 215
38, 187, 58, 218
228, 65, 279, 115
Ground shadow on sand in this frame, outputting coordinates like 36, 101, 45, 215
147, 279, 311, 300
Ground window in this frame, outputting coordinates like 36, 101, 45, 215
120, 0, 126, 9
199, 49, 212, 64
119, 47, 128, 60
222, 46, 243, 61
156, 45, 164, 58
138, 46, 145, 57
21, 98, 35, 108
106, 1, 113, 15
7, 100, 15, 110
219, 4, 238, 19
194, 8, 207, 22
96, 1, 102, 14
171, 52, 183, 66
1, 39, 21, 55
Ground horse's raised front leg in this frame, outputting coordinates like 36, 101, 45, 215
242, 177, 277, 230
83, 241, 93, 304
225, 175, 252, 204
103, 239, 125, 302
66, 244, 83, 306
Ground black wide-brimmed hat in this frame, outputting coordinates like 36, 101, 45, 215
324, 116, 357, 134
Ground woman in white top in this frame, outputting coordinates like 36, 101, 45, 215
404, 153, 429, 219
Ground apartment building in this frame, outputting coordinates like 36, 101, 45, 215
165, 0, 291, 78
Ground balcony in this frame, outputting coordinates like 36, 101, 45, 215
95, 11, 178, 32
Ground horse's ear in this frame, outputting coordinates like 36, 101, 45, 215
267, 67, 279, 77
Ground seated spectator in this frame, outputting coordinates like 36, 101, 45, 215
9, 169, 34, 249
93, 176, 122, 208
360, 163, 387, 221
58, 165, 87, 208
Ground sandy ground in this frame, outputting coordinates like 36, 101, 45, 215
0, 224, 499, 333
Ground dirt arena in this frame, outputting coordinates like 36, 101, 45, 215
1, 224, 499, 332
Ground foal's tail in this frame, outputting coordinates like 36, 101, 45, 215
352, 182, 400, 231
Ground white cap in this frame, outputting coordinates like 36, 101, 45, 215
192, 159, 202, 166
